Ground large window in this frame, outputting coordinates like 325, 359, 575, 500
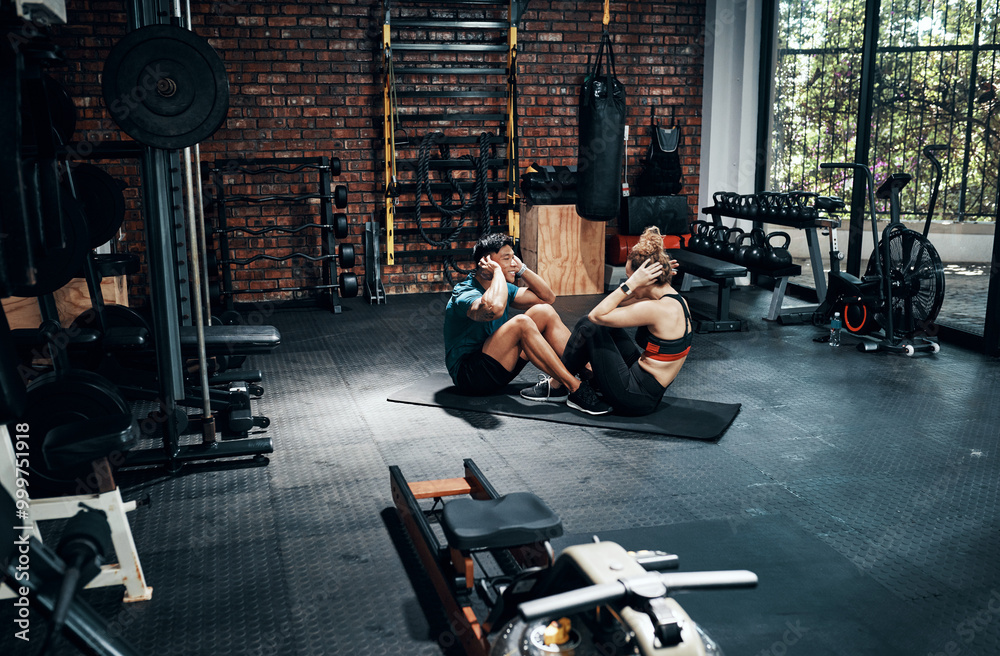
771, 0, 999, 221
769, 0, 999, 341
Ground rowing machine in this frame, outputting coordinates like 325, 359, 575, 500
389, 459, 757, 656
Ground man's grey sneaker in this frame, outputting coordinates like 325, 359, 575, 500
519, 376, 570, 402
566, 381, 612, 415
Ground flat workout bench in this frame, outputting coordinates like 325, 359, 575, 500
179, 324, 281, 356
672, 249, 748, 332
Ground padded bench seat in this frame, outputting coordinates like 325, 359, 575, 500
672, 249, 747, 332
441, 492, 563, 551
179, 325, 281, 356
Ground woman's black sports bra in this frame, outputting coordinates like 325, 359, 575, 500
634, 293, 692, 361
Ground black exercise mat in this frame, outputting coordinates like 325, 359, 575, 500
387, 373, 740, 440
553, 517, 928, 656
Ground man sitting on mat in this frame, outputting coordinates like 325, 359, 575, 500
443, 233, 610, 415
520, 227, 689, 416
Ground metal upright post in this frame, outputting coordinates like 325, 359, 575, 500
320, 155, 341, 313
139, 147, 185, 467
985, 161, 1000, 356
846, 0, 881, 277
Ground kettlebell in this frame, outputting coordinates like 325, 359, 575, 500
704, 226, 721, 256
734, 231, 752, 265
744, 228, 767, 267
724, 227, 744, 262
776, 193, 791, 220
794, 191, 819, 221
710, 226, 730, 258
765, 231, 793, 268
689, 221, 708, 253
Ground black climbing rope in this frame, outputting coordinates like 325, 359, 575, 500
414, 131, 497, 282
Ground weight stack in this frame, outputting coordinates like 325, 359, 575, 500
618, 195, 690, 236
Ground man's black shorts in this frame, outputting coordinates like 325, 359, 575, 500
455, 352, 528, 396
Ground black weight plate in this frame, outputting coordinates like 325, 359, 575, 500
8, 191, 91, 297
104, 305, 154, 333
334, 185, 348, 208
17, 370, 130, 494
208, 280, 223, 302
331, 157, 341, 176
339, 243, 356, 269
334, 213, 349, 239
220, 310, 243, 325
102, 24, 230, 150
71, 163, 127, 248
20, 74, 77, 147
92, 252, 140, 278
47, 75, 77, 146
339, 272, 358, 298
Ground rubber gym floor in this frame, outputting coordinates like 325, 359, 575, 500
3, 285, 999, 656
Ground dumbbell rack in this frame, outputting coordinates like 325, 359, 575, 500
209, 156, 354, 314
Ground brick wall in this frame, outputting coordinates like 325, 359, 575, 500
49, 0, 705, 304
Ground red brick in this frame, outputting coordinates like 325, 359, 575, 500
50, 0, 705, 300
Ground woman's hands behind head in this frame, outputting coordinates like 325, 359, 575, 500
627, 258, 664, 289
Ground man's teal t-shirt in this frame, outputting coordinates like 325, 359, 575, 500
444, 273, 520, 383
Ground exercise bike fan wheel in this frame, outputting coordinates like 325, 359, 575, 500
865, 228, 945, 339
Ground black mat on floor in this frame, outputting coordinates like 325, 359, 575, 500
553, 516, 926, 656
387, 373, 740, 440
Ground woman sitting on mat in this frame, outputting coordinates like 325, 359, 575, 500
520, 226, 690, 416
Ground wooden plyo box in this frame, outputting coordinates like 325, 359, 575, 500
520, 204, 606, 296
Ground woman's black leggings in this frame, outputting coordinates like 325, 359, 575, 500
562, 316, 666, 416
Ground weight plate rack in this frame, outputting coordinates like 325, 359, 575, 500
209, 156, 355, 314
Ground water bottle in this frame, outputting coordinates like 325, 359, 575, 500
829, 312, 842, 347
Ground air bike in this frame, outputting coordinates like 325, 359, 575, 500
390, 460, 757, 656
815, 146, 948, 355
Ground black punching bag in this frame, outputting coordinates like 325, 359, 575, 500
576, 32, 627, 221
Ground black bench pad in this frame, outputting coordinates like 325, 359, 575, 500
673, 249, 747, 279
180, 325, 281, 355
441, 492, 563, 551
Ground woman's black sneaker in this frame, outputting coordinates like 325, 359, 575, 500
567, 381, 612, 415
519, 375, 570, 402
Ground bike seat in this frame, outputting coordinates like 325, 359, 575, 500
441, 492, 563, 551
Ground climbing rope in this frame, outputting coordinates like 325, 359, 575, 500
414, 131, 497, 281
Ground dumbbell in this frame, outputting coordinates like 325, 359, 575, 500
334, 213, 349, 239
339, 272, 358, 298
339, 243, 355, 269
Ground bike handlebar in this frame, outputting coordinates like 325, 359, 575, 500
518, 570, 758, 621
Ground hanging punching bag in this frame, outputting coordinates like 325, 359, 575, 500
576, 31, 627, 221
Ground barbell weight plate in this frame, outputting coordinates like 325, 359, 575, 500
208, 280, 223, 303
8, 191, 91, 298
339, 243, 356, 269
102, 24, 230, 150
334, 213, 348, 239
20, 74, 77, 147
17, 369, 130, 494
220, 310, 243, 325
334, 185, 348, 208
331, 157, 341, 176
71, 163, 127, 249
339, 272, 358, 298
